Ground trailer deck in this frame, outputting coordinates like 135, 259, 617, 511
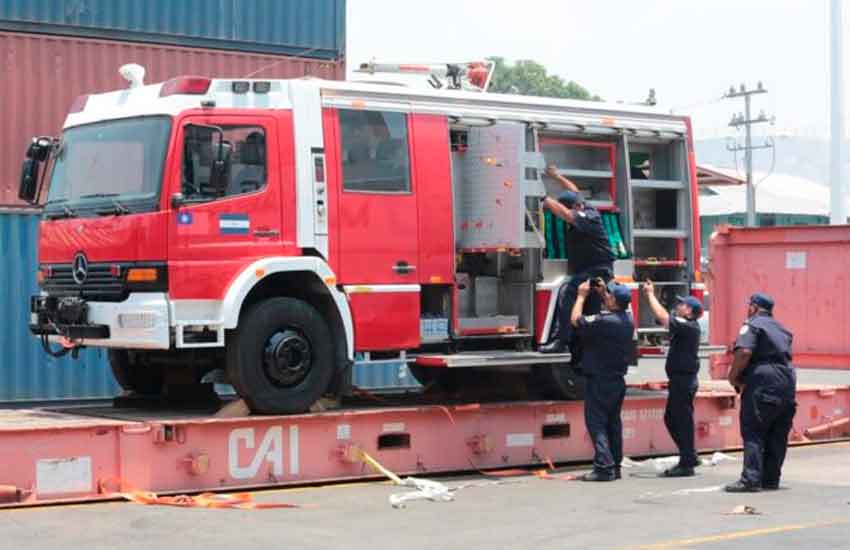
1, 380, 848, 508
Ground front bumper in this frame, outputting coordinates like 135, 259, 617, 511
30, 292, 171, 349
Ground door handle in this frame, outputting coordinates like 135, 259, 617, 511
393, 261, 416, 275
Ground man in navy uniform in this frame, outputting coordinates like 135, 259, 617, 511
540, 165, 615, 360
643, 281, 703, 477
726, 293, 796, 492
572, 278, 634, 481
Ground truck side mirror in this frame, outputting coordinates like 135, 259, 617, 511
208, 141, 232, 196
18, 158, 40, 204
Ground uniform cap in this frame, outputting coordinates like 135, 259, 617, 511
749, 292, 774, 312
607, 281, 631, 306
676, 295, 704, 317
556, 190, 582, 208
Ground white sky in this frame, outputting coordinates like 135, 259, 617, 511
346, 0, 848, 140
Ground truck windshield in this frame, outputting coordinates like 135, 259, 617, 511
44, 116, 171, 215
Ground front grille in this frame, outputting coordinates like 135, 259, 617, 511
42, 263, 127, 301
42, 261, 166, 302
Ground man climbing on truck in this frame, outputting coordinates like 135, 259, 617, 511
539, 165, 616, 365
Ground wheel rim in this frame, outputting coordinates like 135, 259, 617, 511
263, 329, 312, 388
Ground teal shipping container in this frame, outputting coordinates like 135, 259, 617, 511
0, 0, 345, 59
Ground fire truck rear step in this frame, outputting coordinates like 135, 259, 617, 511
414, 350, 571, 368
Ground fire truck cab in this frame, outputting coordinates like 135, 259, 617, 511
21, 70, 703, 414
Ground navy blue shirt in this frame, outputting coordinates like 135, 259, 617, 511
565, 206, 615, 274
577, 310, 634, 378
666, 315, 701, 376
734, 312, 795, 397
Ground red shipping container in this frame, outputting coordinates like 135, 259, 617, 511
708, 224, 850, 375
0, 31, 345, 207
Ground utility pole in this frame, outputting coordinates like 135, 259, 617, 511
829, 0, 846, 224
724, 83, 773, 227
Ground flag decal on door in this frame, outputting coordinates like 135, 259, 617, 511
219, 213, 251, 235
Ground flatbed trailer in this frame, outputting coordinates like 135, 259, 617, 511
1, 380, 847, 508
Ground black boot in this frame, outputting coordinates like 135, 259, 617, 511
661, 465, 695, 478
539, 341, 566, 354
724, 480, 761, 493
581, 470, 616, 482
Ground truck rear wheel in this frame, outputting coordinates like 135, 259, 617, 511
108, 350, 165, 395
530, 364, 587, 400
226, 297, 335, 414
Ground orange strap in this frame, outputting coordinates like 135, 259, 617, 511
120, 491, 308, 509
99, 477, 309, 510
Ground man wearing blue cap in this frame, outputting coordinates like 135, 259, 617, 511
725, 293, 796, 493
572, 278, 634, 481
643, 281, 703, 477
540, 165, 615, 360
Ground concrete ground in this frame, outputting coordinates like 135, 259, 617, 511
1, 441, 848, 550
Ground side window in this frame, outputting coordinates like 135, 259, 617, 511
339, 109, 410, 193
182, 125, 267, 200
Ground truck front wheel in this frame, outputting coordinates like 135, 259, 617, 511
108, 350, 165, 395
226, 297, 335, 414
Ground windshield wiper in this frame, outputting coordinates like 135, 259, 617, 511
81, 193, 132, 216
44, 205, 77, 220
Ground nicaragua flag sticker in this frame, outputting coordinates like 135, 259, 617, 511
219, 213, 250, 235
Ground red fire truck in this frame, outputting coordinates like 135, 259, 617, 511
20, 65, 703, 413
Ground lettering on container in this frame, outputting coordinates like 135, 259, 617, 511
623, 428, 636, 440
228, 426, 300, 480
718, 416, 733, 427
545, 413, 566, 424
382, 422, 406, 433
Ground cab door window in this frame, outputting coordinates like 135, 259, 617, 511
339, 109, 410, 193
182, 125, 267, 200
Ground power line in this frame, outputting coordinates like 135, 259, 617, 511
723, 83, 775, 226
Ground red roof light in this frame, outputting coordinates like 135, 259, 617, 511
160, 76, 212, 97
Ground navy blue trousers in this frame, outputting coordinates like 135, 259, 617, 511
665, 374, 699, 468
584, 375, 626, 474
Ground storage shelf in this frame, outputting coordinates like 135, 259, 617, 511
633, 229, 687, 239
631, 179, 685, 190
556, 169, 613, 179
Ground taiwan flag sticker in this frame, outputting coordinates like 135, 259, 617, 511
219, 213, 251, 235
177, 211, 193, 225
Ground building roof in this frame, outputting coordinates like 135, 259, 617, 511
696, 165, 841, 217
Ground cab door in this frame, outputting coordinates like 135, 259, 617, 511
324, 108, 421, 350
166, 113, 289, 301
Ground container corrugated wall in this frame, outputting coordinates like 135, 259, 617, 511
0, 0, 345, 58
0, 31, 345, 207
0, 211, 118, 401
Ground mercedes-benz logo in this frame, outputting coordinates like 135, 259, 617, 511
72, 252, 88, 285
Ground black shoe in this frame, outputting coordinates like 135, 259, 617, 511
581, 471, 616, 482
662, 465, 695, 478
614, 467, 622, 480
761, 482, 780, 491
725, 480, 761, 493
539, 342, 566, 354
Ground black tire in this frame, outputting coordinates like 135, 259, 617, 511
226, 297, 335, 414
530, 363, 587, 400
108, 350, 165, 395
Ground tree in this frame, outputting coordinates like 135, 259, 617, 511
486, 57, 601, 101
